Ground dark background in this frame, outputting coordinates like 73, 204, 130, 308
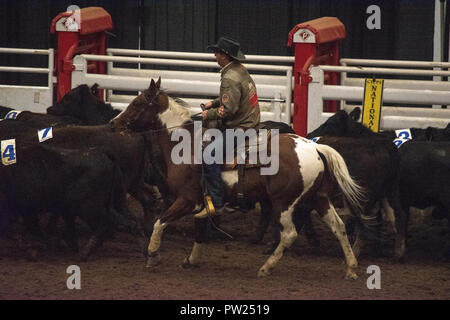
0, 0, 442, 85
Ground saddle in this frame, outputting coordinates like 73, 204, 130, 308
222, 128, 274, 208
222, 128, 273, 171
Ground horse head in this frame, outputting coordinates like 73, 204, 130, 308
110, 77, 191, 133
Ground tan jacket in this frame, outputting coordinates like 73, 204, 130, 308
206, 61, 260, 129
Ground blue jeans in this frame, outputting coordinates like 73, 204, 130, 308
203, 133, 225, 208
203, 129, 253, 208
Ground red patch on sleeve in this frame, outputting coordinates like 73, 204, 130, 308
249, 92, 258, 107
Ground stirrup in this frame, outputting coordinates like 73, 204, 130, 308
194, 194, 216, 219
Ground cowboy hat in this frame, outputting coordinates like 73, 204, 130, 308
207, 37, 246, 61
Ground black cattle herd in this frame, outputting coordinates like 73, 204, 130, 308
0, 84, 449, 265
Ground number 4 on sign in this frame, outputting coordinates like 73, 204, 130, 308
1, 139, 17, 165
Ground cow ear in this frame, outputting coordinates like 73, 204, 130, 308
425, 127, 434, 141
349, 107, 361, 121
156, 77, 161, 89
91, 83, 99, 97
335, 110, 348, 121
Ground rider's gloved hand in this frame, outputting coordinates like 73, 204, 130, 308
203, 101, 214, 109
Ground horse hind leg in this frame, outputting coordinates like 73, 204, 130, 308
315, 194, 358, 280
258, 203, 297, 277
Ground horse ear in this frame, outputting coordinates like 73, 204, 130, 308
148, 78, 157, 95
149, 79, 156, 91
349, 107, 361, 121
144, 79, 156, 101
156, 77, 161, 89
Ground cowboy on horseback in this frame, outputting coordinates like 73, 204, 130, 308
196, 36, 261, 218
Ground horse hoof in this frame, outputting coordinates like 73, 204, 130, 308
180, 257, 199, 269
146, 253, 161, 269
257, 268, 271, 278
345, 270, 358, 280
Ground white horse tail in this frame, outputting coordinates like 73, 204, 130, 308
315, 144, 366, 214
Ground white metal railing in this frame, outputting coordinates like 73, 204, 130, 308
339, 58, 450, 110
0, 48, 54, 112
340, 58, 450, 69
107, 48, 295, 63
102, 48, 294, 124
308, 66, 450, 133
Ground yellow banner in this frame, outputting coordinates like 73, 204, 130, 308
362, 78, 384, 132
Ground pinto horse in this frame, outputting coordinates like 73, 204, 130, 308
110, 78, 366, 279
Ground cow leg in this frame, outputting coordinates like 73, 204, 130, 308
258, 202, 297, 277
381, 198, 397, 234
438, 198, 450, 260
315, 195, 358, 280
78, 207, 111, 261
22, 212, 48, 260
351, 202, 380, 258
444, 217, 450, 261
389, 197, 408, 261
146, 197, 195, 269
62, 214, 79, 253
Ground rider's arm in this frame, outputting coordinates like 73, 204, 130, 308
205, 78, 241, 120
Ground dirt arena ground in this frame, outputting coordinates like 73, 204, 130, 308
0, 202, 449, 300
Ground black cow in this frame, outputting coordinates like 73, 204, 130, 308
47, 84, 121, 125
0, 122, 161, 259
397, 140, 450, 259
0, 141, 136, 260
307, 107, 450, 259
309, 107, 450, 142
1, 84, 121, 128
0, 106, 13, 118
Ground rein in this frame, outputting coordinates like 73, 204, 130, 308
140, 120, 196, 135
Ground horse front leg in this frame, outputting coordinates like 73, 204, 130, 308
146, 196, 195, 269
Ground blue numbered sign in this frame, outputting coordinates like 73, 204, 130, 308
38, 127, 53, 142
395, 129, 412, 140
1, 139, 17, 165
4, 110, 22, 120
393, 128, 412, 148
393, 138, 409, 148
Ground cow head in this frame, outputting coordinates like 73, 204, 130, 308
307, 107, 374, 138
47, 84, 119, 125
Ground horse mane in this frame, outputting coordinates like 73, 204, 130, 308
156, 90, 192, 130
164, 91, 192, 122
